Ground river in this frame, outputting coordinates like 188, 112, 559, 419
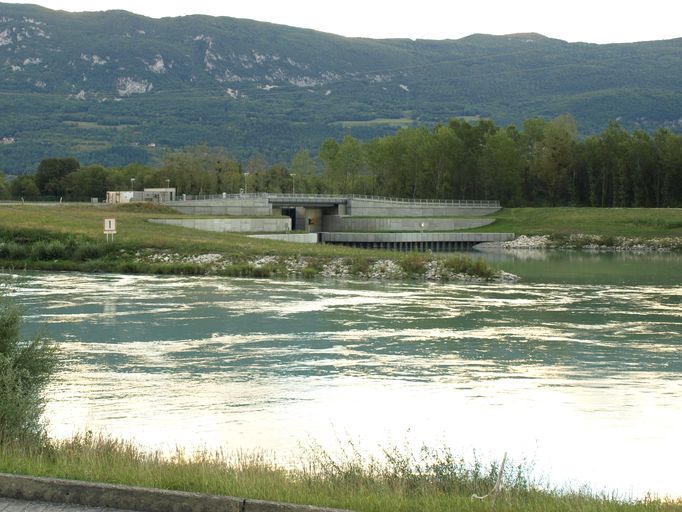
4, 249, 682, 499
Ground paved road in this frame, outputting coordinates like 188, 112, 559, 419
0, 498, 136, 512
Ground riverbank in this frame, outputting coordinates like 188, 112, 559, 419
1, 435, 679, 512
479, 234, 682, 251
474, 207, 682, 240
2, 204, 682, 282
0, 203, 508, 282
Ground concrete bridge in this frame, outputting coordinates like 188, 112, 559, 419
157, 193, 511, 251
166, 193, 501, 232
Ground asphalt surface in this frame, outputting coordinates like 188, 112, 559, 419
0, 498, 136, 512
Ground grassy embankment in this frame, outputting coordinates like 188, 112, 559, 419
1, 435, 679, 512
0, 203, 496, 279
475, 207, 682, 241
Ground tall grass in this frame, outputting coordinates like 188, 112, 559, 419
0, 434, 679, 512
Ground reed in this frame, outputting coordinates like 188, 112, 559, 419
0, 435, 679, 512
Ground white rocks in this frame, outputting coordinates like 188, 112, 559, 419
81, 53, 109, 66
0, 29, 13, 46
116, 77, 152, 96
320, 258, 350, 278
147, 55, 166, 74
133, 251, 514, 283
366, 259, 405, 280
225, 88, 240, 99
502, 235, 550, 249
495, 271, 521, 283
183, 253, 223, 265
251, 256, 277, 268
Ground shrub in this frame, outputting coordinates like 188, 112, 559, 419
302, 267, 319, 279
470, 257, 496, 279
222, 263, 256, 277
0, 298, 58, 443
443, 255, 469, 273
251, 265, 273, 278
350, 256, 370, 275
30, 240, 68, 260
400, 253, 428, 275
0, 242, 28, 260
72, 241, 109, 261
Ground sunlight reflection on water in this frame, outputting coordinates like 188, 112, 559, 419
5, 266, 682, 499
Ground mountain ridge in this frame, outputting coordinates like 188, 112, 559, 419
1, 2, 682, 171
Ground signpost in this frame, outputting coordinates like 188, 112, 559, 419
104, 218, 116, 242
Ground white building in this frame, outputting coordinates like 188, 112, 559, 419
106, 187, 176, 204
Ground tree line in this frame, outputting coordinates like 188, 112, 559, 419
3, 114, 682, 207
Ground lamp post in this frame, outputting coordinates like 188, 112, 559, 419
244, 172, 249, 194
130, 178, 135, 192
291, 173, 296, 194
165, 178, 170, 189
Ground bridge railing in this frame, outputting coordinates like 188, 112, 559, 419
171, 193, 500, 208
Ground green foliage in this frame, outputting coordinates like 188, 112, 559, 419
0, 298, 58, 443
30, 240, 68, 260
0, 230, 114, 263
0, 242, 29, 260
35, 158, 80, 197
9, 175, 40, 198
400, 254, 428, 275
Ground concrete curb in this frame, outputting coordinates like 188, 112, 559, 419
0, 473, 351, 512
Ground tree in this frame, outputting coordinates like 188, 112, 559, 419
35, 157, 80, 197
0, 172, 11, 200
10, 175, 40, 199
61, 165, 109, 201
478, 129, 524, 206
655, 129, 682, 207
290, 149, 318, 193
529, 114, 577, 205
0, 298, 58, 443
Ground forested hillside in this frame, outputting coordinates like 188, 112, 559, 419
1, 2, 681, 172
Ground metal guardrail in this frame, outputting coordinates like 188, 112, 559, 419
172, 193, 500, 208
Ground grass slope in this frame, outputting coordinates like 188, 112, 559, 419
476, 208, 682, 238
0, 203, 498, 279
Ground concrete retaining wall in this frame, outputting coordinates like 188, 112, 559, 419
169, 198, 272, 216
321, 232, 514, 243
322, 216, 494, 232
0, 473, 349, 512
149, 218, 291, 233
347, 198, 500, 217
249, 233, 319, 244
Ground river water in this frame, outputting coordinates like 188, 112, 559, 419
5, 250, 682, 499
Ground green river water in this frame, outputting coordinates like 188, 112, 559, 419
5, 249, 682, 498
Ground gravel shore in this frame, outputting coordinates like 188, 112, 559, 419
136, 251, 520, 283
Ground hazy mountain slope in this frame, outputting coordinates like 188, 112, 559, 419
1, 3, 681, 171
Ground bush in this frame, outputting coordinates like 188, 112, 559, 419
72, 241, 109, 261
443, 255, 469, 273
301, 267, 319, 279
0, 298, 58, 443
30, 240, 68, 260
0, 242, 28, 260
400, 253, 428, 275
